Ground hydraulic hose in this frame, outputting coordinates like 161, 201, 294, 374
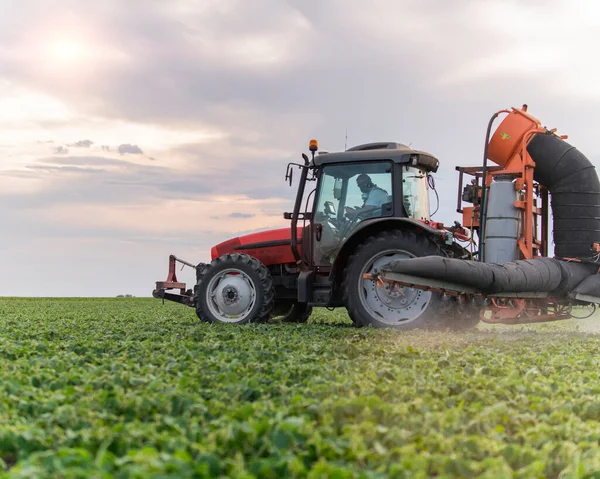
479, 111, 504, 261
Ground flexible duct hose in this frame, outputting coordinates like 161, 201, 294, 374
527, 134, 600, 259
381, 256, 595, 295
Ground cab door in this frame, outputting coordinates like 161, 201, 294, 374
312, 161, 393, 267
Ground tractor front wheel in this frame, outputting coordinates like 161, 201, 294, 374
342, 230, 444, 330
194, 253, 275, 324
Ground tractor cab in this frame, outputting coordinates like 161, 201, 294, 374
311, 152, 433, 266
285, 141, 441, 271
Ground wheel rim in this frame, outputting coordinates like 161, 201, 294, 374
206, 268, 256, 323
358, 249, 433, 326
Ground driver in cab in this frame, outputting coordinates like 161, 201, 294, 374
345, 174, 388, 219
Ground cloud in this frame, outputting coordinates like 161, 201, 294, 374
69, 139, 93, 147
1, 0, 600, 296
118, 143, 143, 155
25, 164, 107, 175
52, 145, 69, 154
37, 155, 133, 167
0, 150, 296, 219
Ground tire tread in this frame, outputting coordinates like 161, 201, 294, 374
194, 253, 275, 324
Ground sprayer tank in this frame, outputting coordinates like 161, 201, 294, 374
484, 176, 520, 263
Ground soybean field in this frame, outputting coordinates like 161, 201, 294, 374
2, 298, 600, 478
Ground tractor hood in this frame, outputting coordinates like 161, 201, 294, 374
211, 227, 302, 267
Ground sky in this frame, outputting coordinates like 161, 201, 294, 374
2, 0, 600, 297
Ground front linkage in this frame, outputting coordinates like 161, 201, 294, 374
153, 255, 204, 307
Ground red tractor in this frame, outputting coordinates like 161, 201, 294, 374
154, 139, 478, 329
156, 106, 600, 326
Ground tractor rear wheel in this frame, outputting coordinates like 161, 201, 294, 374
343, 230, 444, 330
194, 253, 275, 324
270, 301, 313, 323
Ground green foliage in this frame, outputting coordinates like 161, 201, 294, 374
1, 298, 600, 477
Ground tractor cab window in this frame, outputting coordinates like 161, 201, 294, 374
402, 165, 430, 221
313, 162, 393, 265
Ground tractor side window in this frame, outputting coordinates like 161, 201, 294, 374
402, 166, 430, 220
316, 174, 336, 214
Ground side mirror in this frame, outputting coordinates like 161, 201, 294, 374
285, 165, 294, 186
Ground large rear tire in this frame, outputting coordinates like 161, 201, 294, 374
194, 253, 275, 324
342, 230, 444, 330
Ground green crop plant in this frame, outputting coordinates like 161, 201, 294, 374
2, 298, 600, 478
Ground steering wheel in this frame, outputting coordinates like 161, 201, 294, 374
344, 205, 379, 220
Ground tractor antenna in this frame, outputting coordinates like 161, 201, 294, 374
344, 129, 348, 151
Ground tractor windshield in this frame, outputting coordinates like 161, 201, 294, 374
402, 165, 430, 221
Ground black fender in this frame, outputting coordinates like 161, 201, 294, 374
328, 218, 445, 303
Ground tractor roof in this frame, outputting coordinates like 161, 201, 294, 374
313, 142, 439, 173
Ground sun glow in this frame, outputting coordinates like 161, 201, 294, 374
49, 39, 88, 63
